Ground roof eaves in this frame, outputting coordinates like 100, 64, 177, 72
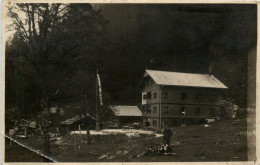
145, 70, 160, 84
146, 70, 228, 89
158, 84, 228, 89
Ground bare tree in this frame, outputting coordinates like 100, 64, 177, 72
8, 3, 108, 159
8, 3, 69, 108
8, 3, 71, 159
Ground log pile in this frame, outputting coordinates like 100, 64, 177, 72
145, 143, 177, 156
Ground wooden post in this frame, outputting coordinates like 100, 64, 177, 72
159, 85, 163, 129
79, 125, 82, 144
86, 129, 90, 145
24, 128, 27, 136
74, 132, 76, 152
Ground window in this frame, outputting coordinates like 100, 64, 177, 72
196, 107, 201, 115
164, 92, 168, 99
163, 106, 168, 113
143, 94, 147, 100
181, 93, 187, 99
196, 93, 202, 100
163, 121, 168, 127
153, 121, 157, 127
148, 79, 154, 86
210, 94, 216, 101
151, 79, 154, 85
180, 107, 186, 115
209, 108, 215, 116
147, 92, 151, 99
147, 106, 151, 114
146, 80, 149, 86
153, 107, 157, 113
153, 93, 157, 99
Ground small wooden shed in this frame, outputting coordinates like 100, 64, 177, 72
106, 105, 142, 128
60, 114, 96, 133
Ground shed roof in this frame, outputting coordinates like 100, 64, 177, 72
108, 105, 142, 117
60, 114, 96, 125
145, 69, 228, 89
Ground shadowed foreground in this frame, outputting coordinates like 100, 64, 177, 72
5, 118, 247, 162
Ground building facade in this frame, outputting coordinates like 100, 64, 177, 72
141, 70, 228, 129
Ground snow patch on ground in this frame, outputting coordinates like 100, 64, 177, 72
71, 129, 163, 137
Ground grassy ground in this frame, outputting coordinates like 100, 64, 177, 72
5, 138, 45, 162
5, 118, 247, 162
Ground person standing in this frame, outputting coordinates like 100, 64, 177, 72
167, 127, 173, 145
163, 126, 172, 145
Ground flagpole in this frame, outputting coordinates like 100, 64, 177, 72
96, 68, 99, 131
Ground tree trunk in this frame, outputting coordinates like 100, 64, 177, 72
40, 76, 51, 160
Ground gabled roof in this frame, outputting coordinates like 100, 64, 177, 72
144, 69, 228, 89
108, 105, 142, 117
60, 114, 96, 125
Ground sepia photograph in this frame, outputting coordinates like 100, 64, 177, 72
2, 2, 257, 163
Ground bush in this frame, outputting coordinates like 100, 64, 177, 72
218, 99, 239, 118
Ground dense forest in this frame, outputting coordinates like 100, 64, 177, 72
5, 4, 256, 118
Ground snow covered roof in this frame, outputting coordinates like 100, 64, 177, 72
145, 69, 228, 89
108, 105, 142, 117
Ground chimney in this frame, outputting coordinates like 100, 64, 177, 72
208, 63, 213, 74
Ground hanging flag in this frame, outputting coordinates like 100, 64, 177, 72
97, 70, 103, 106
